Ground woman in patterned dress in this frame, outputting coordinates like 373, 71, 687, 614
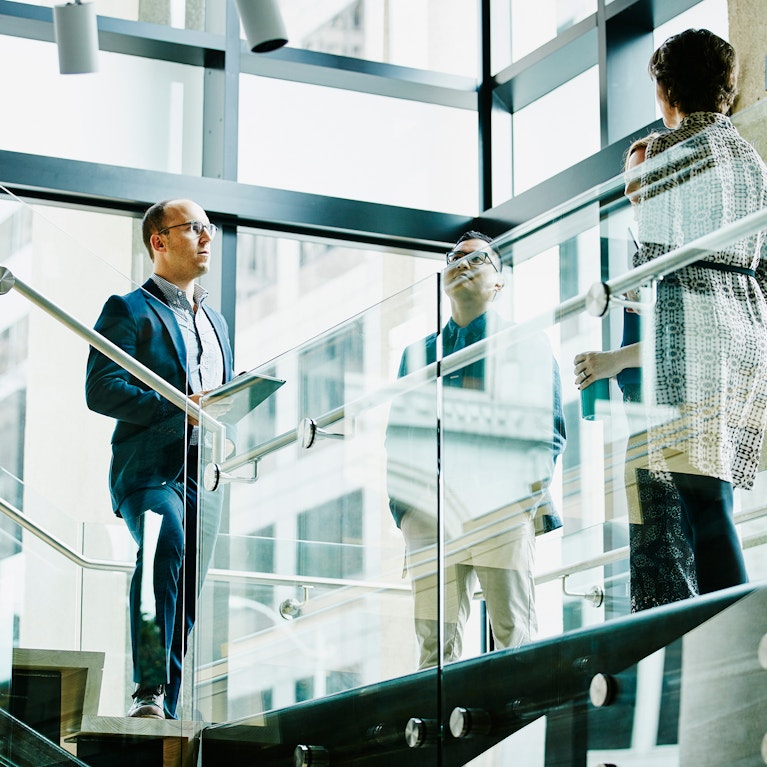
634, 29, 767, 594
574, 134, 699, 611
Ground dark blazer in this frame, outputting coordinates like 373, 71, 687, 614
85, 279, 234, 514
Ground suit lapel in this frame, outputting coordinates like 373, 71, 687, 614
140, 279, 188, 377
141, 279, 232, 383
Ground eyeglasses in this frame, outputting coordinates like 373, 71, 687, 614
445, 250, 499, 272
158, 220, 218, 239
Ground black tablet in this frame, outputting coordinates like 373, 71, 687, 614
201, 371, 285, 424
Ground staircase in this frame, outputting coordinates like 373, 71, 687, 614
7, 583, 765, 766
198, 583, 765, 767
8, 650, 199, 767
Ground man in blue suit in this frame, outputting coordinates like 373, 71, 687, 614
86, 199, 234, 719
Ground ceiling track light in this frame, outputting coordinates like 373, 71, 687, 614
233, 0, 288, 53
53, 0, 99, 74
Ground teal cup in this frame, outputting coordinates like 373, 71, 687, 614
580, 378, 610, 420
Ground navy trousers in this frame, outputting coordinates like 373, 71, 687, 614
120, 448, 221, 718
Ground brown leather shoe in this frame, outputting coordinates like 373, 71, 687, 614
127, 685, 165, 719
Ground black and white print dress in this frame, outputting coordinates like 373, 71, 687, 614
634, 112, 767, 489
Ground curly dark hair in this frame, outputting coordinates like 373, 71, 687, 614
649, 28, 738, 115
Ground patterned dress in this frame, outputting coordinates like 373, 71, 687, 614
634, 112, 767, 489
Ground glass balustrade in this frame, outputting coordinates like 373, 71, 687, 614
195, 111, 767, 764
0, 187, 143, 727
0, 467, 135, 760
2, 100, 767, 765
0, 186, 203, 759
196, 275, 440, 723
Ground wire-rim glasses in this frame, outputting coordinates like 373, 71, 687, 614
158, 220, 218, 239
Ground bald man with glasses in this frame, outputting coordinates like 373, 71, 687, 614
386, 231, 566, 669
86, 199, 234, 719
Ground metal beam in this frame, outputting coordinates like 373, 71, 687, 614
0, 151, 470, 251
0, 0, 476, 109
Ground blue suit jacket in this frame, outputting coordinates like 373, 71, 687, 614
85, 279, 234, 514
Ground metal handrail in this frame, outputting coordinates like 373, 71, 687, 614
0, 266, 228, 461
0, 495, 133, 574
0, 267, 194, 417
0, 494, 409, 591
2, 489, 763, 601
589, 206, 767, 310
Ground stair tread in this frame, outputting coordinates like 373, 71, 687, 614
66, 714, 206, 741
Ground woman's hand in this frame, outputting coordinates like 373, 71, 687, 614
573, 350, 621, 390
573, 343, 642, 390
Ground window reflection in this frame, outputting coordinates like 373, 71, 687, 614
237, 233, 279, 301
234, 230, 441, 364
297, 490, 363, 579
300, 321, 363, 417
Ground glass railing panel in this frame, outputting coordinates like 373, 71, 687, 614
489, 194, 638, 638
196, 275, 441, 722
0, 470, 22, 716
0, 186, 206, 742
1, 464, 202, 737
0, 178, 448, 740
196, 117, 767, 759
435, 300, 567, 667
0, 187, 142, 733
435, 582, 761, 766
0, 473, 134, 753
732, 98, 767, 166
492, 110, 767, 636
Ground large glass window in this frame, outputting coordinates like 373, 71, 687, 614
4, 0, 222, 31
234, 230, 442, 366
282, 0, 479, 77
491, 0, 596, 71
653, 0, 728, 47
512, 66, 600, 194
0, 36, 204, 174
238, 75, 478, 213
